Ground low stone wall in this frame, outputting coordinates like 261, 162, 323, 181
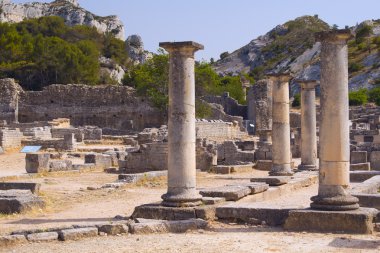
0, 128, 22, 150
196, 120, 249, 143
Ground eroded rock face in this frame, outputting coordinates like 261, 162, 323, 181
0, 0, 125, 40
126, 34, 152, 64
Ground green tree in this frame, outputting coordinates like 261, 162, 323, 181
292, 94, 301, 107
349, 89, 368, 106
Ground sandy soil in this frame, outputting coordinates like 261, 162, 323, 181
0, 152, 379, 252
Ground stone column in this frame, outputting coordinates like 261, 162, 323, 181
311, 30, 359, 211
297, 80, 318, 171
159, 41, 204, 207
269, 74, 293, 176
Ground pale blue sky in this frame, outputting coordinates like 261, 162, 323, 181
11, 0, 380, 60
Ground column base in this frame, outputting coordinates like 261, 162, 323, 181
161, 190, 202, 207
310, 195, 360, 211
269, 164, 294, 176
297, 164, 318, 171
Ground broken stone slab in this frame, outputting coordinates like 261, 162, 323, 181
201, 197, 226, 205
0, 234, 27, 246
350, 171, 380, 183
231, 183, 269, 194
284, 208, 378, 234
101, 182, 126, 189
199, 186, 251, 201
350, 163, 370, 171
0, 182, 41, 194
351, 175, 380, 194
130, 218, 207, 234
209, 166, 231, 174
118, 171, 167, 183
58, 227, 98, 241
97, 223, 129, 235
250, 176, 291, 186
26, 232, 59, 242
0, 190, 45, 214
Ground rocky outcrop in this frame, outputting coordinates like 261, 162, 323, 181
213, 16, 380, 94
0, 0, 125, 40
126, 35, 152, 65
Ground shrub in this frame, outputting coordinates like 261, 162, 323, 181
349, 89, 368, 106
349, 62, 364, 72
368, 87, 380, 105
292, 93, 301, 107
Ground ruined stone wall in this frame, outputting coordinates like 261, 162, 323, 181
203, 93, 247, 119
0, 128, 23, 150
196, 120, 249, 143
0, 79, 166, 131
0, 79, 22, 124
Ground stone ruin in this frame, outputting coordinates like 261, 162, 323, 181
2, 32, 380, 246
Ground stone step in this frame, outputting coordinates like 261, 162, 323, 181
130, 218, 207, 234
250, 176, 291, 186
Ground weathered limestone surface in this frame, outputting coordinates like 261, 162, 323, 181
130, 218, 207, 234
160, 41, 204, 207
269, 74, 293, 176
0, 190, 45, 214
284, 208, 378, 234
58, 227, 98, 241
25, 153, 50, 173
297, 80, 318, 171
311, 30, 359, 211
0, 182, 41, 194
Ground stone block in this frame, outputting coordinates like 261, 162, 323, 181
195, 205, 217, 220
85, 154, 112, 170
58, 227, 98, 241
210, 166, 231, 174
284, 208, 378, 234
255, 160, 272, 171
118, 171, 167, 183
353, 194, 380, 209
201, 197, 226, 205
242, 183, 269, 194
0, 235, 27, 246
370, 151, 380, 170
250, 176, 291, 186
0, 182, 40, 194
97, 223, 129, 235
130, 219, 207, 234
49, 160, 73, 172
26, 232, 59, 242
351, 151, 367, 164
216, 205, 292, 226
132, 203, 197, 220
350, 163, 370, 171
350, 171, 380, 182
199, 186, 251, 201
0, 190, 45, 214
25, 153, 50, 173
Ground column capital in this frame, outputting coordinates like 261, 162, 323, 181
296, 79, 318, 90
267, 73, 293, 83
315, 29, 353, 43
159, 41, 204, 54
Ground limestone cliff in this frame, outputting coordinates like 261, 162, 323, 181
0, 0, 125, 40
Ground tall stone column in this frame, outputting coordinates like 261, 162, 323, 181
269, 74, 293, 176
160, 41, 204, 207
297, 80, 318, 171
311, 30, 359, 211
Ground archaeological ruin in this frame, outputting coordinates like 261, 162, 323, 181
1, 26, 380, 251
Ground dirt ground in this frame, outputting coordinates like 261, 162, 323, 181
0, 151, 379, 252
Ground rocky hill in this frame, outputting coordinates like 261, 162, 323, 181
213, 16, 380, 94
0, 0, 125, 40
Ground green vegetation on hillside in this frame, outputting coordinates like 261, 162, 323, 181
0, 16, 129, 90
349, 89, 368, 106
123, 51, 249, 113
249, 15, 330, 80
